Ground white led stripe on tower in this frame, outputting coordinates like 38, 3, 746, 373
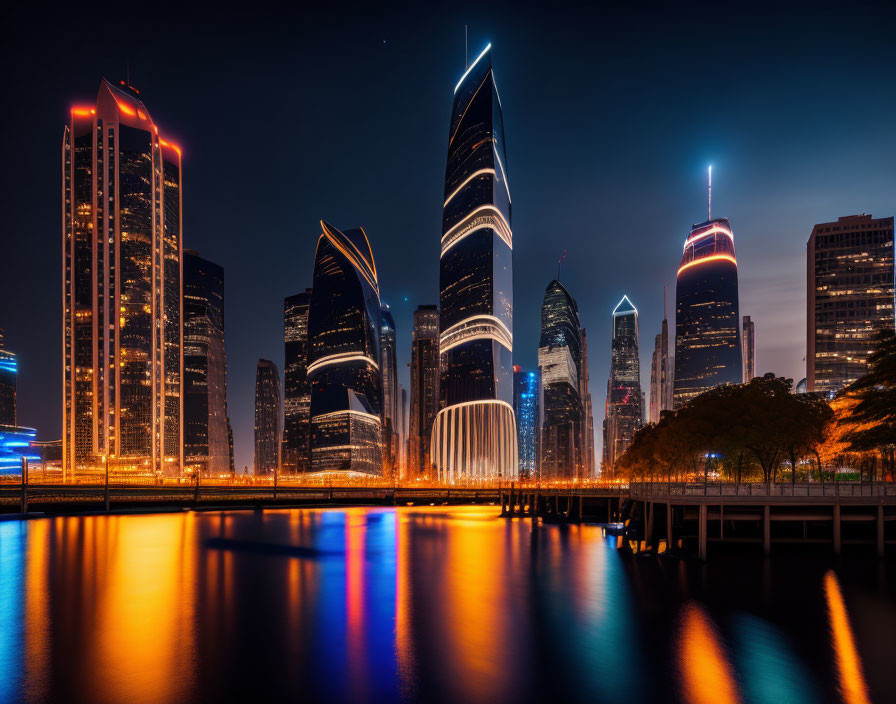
440, 205, 512, 257
439, 315, 513, 353
307, 352, 379, 376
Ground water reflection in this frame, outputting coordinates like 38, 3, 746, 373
0, 508, 892, 703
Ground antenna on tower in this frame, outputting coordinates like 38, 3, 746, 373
465, 25, 468, 68
557, 249, 567, 281
663, 285, 667, 320
708, 164, 712, 220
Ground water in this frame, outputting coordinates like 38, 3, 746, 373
0, 506, 894, 703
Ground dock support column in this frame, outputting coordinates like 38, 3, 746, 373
763, 505, 770, 556
833, 504, 841, 555
877, 505, 885, 558
20, 457, 27, 514
698, 504, 707, 560
666, 501, 673, 548
646, 502, 654, 545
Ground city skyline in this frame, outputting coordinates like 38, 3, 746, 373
5, 4, 896, 471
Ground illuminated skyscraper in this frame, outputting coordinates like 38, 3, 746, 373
513, 366, 540, 478
408, 305, 439, 478
742, 315, 755, 382
431, 43, 517, 482
283, 289, 312, 473
648, 307, 672, 424
807, 214, 894, 395
0, 330, 16, 426
580, 328, 595, 477
254, 359, 281, 475
308, 221, 383, 476
183, 251, 230, 477
673, 217, 742, 407
603, 296, 644, 473
62, 79, 183, 476
538, 280, 583, 480
380, 305, 399, 478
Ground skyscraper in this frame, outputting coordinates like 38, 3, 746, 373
648, 305, 672, 424
431, 43, 517, 482
538, 280, 583, 480
673, 217, 743, 407
513, 366, 540, 478
308, 221, 383, 476
807, 214, 895, 395
0, 330, 16, 426
742, 315, 755, 382
63, 79, 183, 476
183, 251, 230, 477
283, 289, 312, 473
254, 359, 281, 475
408, 305, 439, 478
580, 328, 595, 477
603, 296, 644, 474
380, 305, 399, 478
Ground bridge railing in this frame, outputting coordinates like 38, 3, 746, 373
629, 481, 896, 498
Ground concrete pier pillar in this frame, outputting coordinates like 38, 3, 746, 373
646, 501, 654, 544
698, 504, 707, 560
666, 501, 673, 548
833, 504, 841, 555
877, 504, 885, 558
763, 505, 771, 556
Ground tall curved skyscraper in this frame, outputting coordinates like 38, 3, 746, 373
431, 44, 517, 482
673, 217, 743, 407
308, 221, 383, 476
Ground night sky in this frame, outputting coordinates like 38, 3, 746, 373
3, 2, 895, 472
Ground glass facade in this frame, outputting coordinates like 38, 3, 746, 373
183, 251, 229, 477
254, 359, 281, 475
538, 280, 584, 480
380, 306, 399, 478
0, 330, 16, 426
62, 80, 182, 476
308, 221, 383, 476
512, 366, 540, 478
409, 305, 439, 478
283, 289, 312, 473
807, 214, 894, 395
602, 296, 644, 474
432, 44, 517, 481
648, 316, 672, 424
742, 315, 755, 382
673, 217, 742, 408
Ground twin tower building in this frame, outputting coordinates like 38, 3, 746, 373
62, 46, 518, 480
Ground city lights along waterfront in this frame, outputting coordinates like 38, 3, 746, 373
3, 6, 896, 704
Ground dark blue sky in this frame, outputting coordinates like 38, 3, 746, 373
2, 1, 895, 471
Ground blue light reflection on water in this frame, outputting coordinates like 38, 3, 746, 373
0, 521, 25, 703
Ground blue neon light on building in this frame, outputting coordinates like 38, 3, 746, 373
0, 425, 39, 474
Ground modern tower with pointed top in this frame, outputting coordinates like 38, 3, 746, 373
602, 296, 643, 474
308, 221, 383, 476
63, 79, 183, 477
431, 43, 517, 482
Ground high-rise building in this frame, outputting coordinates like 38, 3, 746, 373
807, 214, 895, 395
380, 305, 399, 478
742, 315, 755, 382
254, 359, 281, 475
673, 217, 742, 407
63, 79, 183, 476
0, 330, 16, 426
183, 251, 230, 477
408, 305, 439, 478
603, 296, 644, 474
431, 43, 517, 482
580, 328, 595, 477
513, 366, 540, 478
283, 289, 312, 473
648, 308, 672, 424
538, 280, 583, 480
397, 384, 408, 478
308, 221, 383, 475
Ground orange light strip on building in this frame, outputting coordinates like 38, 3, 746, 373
158, 138, 182, 157
71, 107, 96, 117
683, 225, 734, 251
115, 100, 137, 117
677, 254, 737, 277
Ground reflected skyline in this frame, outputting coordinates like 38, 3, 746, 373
0, 508, 894, 702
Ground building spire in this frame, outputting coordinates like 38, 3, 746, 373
708, 164, 712, 220
557, 249, 567, 281
663, 285, 667, 321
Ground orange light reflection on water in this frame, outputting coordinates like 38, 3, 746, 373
677, 602, 741, 704
824, 570, 871, 704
